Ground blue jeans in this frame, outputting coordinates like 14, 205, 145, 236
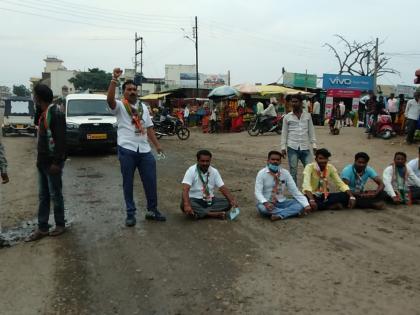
118, 146, 157, 216
37, 163, 65, 232
256, 199, 303, 219
287, 147, 312, 184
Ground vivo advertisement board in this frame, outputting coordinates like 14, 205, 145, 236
322, 73, 374, 91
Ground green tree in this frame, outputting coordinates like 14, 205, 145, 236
69, 68, 112, 91
13, 84, 31, 97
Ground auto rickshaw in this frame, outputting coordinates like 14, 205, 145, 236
2, 96, 37, 137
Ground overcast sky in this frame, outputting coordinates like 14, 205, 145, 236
0, 0, 419, 88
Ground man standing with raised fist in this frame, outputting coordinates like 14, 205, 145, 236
107, 68, 166, 226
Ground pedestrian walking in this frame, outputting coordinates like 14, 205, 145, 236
26, 84, 67, 242
281, 94, 317, 184
107, 68, 166, 226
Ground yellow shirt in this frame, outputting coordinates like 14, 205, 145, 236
302, 162, 349, 193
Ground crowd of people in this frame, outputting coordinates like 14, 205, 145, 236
1, 69, 420, 244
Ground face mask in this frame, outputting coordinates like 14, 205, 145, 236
268, 163, 279, 173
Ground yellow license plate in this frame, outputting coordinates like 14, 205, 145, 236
87, 133, 107, 140
16, 124, 24, 129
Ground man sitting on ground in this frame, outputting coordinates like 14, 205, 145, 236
302, 148, 356, 211
341, 152, 385, 209
181, 150, 238, 219
383, 151, 420, 204
407, 146, 420, 201
255, 150, 311, 221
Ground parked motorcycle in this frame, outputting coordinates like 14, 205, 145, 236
153, 117, 190, 140
247, 114, 283, 136
368, 114, 394, 139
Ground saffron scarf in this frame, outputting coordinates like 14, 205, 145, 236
38, 104, 55, 154
196, 165, 212, 205
122, 98, 145, 134
314, 163, 329, 199
391, 163, 411, 205
268, 169, 283, 203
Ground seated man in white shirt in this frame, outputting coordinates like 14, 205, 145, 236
255, 150, 311, 221
407, 146, 420, 201
181, 150, 238, 219
383, 151, 420, 205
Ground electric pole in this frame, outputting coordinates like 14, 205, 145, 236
134, 33, 143, 94
193, 16, 199, 97
373, 37, 379, 95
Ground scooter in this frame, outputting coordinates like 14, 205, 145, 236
370, 114, 394, 139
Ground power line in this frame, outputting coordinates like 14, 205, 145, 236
1, 1, 189, 32
0, 6, 182, 34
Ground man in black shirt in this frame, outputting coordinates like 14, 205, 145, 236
26, 84, 67, 242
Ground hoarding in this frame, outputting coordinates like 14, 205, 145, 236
283, 72, 317, 89
323, 74, 373, 91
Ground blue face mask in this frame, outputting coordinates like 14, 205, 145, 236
268, 163, 279, 173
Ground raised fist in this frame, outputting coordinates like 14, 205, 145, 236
113, 68, 123, 79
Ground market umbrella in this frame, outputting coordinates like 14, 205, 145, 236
208, 85, 239, 99
257, 85, 313, 96
233, 83, 259, 94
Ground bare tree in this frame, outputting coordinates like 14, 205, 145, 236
324, 34, 400, 77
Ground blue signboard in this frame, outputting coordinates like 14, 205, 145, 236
322, 73, 374, 91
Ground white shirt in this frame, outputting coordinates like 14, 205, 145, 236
404, 99, 420, 120
184, 107, 190, 117
281, 111, 317, 151
256, 102, 264, 114
111, 100, 153, 153
407, 158, 420, 181
339, 102, 346, 116
387, 98, 398, 113
261, 103, 277, 117
182, 164, 224, 199
255, 167, 309, 207
383, 164, 420, 197
312, 101, 320, 115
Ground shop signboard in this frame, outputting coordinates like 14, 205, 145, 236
326, 89, 361, 98
283, 72, 317, 89
395, 84, 416, 98
323, 74, 373, 91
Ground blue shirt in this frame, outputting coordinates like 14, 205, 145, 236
341, 164, 378, 192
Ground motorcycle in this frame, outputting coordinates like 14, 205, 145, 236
153, 116, 190, 140
247, 114, 283, 136
368, 114, 394, 139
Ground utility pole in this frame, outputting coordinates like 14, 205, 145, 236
373, 37, 379, 95
193, 16, 199, 97
134, 33, 143, 94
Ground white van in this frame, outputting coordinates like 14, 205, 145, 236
65, 94, 117, 150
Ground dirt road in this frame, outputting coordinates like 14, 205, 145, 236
1, 125, 420, 315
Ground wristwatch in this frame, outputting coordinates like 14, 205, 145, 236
350, 196, 356, 200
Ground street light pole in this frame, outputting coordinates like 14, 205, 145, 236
194, 16, 199, 98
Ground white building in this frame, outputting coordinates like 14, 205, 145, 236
44, 56, 76, 97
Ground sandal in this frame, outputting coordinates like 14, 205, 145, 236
49, 226, 66, 237
25, 229, 49, 242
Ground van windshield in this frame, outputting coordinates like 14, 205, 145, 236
67, 99, 113, 117
10, 101, 31, 115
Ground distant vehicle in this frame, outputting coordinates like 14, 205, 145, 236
65, 94, 117, 150
2, 96, 37, 136
247, 114, 284, 136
